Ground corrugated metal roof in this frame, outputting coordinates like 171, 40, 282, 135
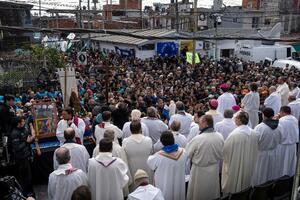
91, 29, 176, 46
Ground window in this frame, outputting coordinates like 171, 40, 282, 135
112, 11, 125, 16
233, 18, 238, 23
265, 19, 271, 25
252, 17, 259, 28
140, 43, 155, 51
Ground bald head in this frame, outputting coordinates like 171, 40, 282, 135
64, 127, 75, 141
103, 129, 115, 141
269, 86, 276, 93
56, 147, 71, 165
170, 120, 181, 132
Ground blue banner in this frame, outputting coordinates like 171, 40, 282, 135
157, 42, 178, 57
115, 46, 135, 58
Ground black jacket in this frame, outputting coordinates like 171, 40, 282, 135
10, 127, 32, 161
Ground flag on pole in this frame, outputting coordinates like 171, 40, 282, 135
186, 52, 200, 64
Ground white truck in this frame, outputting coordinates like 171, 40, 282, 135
236, 44, 295, 63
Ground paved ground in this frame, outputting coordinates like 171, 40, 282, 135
34, 185, 48, 200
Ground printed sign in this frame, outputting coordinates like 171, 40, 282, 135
157, 42, 178, 57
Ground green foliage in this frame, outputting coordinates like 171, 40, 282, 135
26, 44, 65, 70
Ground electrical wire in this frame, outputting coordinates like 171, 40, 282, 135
1, 25, 300, 42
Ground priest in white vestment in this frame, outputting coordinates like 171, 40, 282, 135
94, 111, 123, 144
148, 131, 187, 200
276, 106, 299, 177
217, 84, 237, 116
289, 82, 300, 99
48, 147, 88, 200
187, 115, 224, 200
241, 83, 260, 128
56, 107, 86, 145
154, 120, 187, 152
123, 121, 153, 189
187, 111, 204, 142
222, 111, 258, 194
276, 77, 290, 106
264, 86, 281, 114
88, 138, 129, 200
252, 108, 282, 186
54, 128, 90, 172
288, 96, 300, 120
128, 169, 164, 200
215, 109, 236, 140
93, 129, 132, 197
205, 99, 224, 127
141, 107, 168, 143
168, 101, 193, 137
123, 109, 149, 138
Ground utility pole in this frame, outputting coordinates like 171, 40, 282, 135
192, 0, 198, 68
175, 0, 179, 32
140, 0, 143, 29
215, 18, 218, 61
79, 0, 82, 28
39, 0, 42, 28
88, 0, 91, 29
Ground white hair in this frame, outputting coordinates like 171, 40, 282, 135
131, 109, 142, 121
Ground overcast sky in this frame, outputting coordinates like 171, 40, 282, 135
3, 0, 242, 15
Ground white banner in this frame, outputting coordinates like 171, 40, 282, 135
57, 67, 78, 107
195, 41, 204, 50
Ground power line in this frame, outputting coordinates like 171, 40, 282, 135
1, 25, 300, 42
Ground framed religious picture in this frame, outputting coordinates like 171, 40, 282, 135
31, 101, 58, 139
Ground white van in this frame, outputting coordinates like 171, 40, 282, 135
272, 59, 300, 70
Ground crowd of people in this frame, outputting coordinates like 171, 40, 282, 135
0, 50, 300, 200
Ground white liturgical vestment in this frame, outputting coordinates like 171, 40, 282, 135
53, 142, 90, 173
48, 163, 88, 200
88, 152, 129, 200
217, 92, 237, 116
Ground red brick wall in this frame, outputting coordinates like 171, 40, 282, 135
48, 18, 76, 28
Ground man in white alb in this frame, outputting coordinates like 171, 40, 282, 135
241, 83, 260, 128
53, 128, 90, 172
222, 111, 258, 194
217, 83, 237, 116
94, 111, 123, 144
169, 101, 193, 137
276, 77, 290, 106
141, 107, 168, 143
187, 115, 224, 200
276, 106, 299, 177
128, 169, 164, 200
122, 109, 149, 138
215, 109, 236, 140
88, 138, 129, 200
48, 147, 88, 200
56, 107, 85, 145
264, 86, 281, 114
252, 108, 282, 185
154, 120, 187, 152
148, 131, 187, 200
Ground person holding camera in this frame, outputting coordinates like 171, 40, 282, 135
10, 116, 35, 197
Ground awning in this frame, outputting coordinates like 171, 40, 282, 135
292, 43, 300, 52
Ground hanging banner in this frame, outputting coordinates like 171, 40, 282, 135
186, 52, 200, 64
77, 52, 87, 65
156, 42, 178, 57
115, 46, 135, 58
57, 67, 78, 107
180, 40, 193, 51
